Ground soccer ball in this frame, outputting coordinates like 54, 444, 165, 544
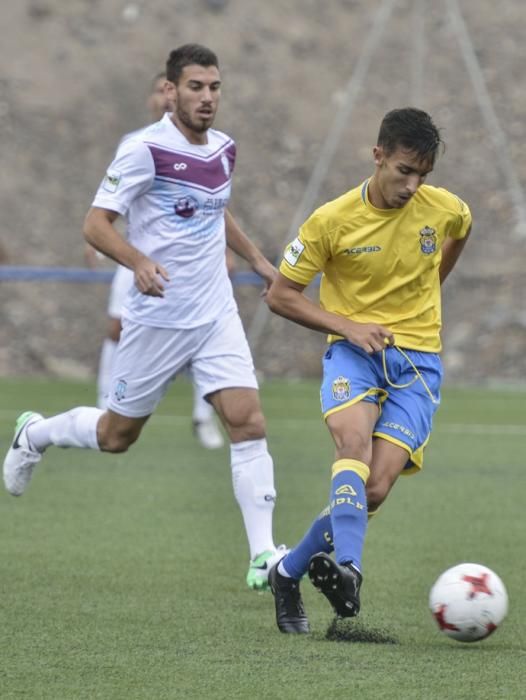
429, 563, 508, 643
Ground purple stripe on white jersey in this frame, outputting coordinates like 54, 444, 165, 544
147, 143, 236, 193
145, 136, 234, 162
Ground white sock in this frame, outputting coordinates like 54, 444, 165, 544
278, 560, 292, 577
192, 385, 213, 423
230, 438, 276, 559
28, 407, 103, 452
97, 339, 118, 409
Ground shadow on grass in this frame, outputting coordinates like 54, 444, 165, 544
325, 617, 399, 644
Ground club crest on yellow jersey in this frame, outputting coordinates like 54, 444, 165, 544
332, 375, 350, 401
419, 226, 437, 255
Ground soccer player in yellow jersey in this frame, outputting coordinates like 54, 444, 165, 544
266, 107, 472, 633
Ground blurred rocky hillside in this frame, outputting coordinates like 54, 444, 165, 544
1, 0, 525, 385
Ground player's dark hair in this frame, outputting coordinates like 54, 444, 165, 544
377, 108, 444, 163
166, 44, 219, 84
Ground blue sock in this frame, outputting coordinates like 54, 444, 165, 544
281, 506, 333, 579
330, 458, 369, 570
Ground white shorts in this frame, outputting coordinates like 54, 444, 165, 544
107, 310, 259, 417
107, 266, 134, 319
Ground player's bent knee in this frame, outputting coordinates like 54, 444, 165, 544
246, 410, 266, 437
366, 481, 390, 511
98, 433, 133, 453
335, 438, 372, 465
97, 418, 143, 453
329, 425, 372, 463
226, 410, 266, 442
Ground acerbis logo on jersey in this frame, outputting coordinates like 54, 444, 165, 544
103, 170, 121, 193
419, 226, 437, 255
344, 245, 382, 255
173, 162, 188, 171
284, 237, 305, 266
381, 420, 416, 440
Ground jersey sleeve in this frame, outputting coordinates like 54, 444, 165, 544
91, 139, 155, 215
227, 140, 236, 176
279, 211, 331, 285
447, 193, 472, 240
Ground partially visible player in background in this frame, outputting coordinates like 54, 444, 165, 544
86, 72, 234, 449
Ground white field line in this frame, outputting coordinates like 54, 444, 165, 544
434, 423, 526, 436
0, 409, 523, 435
133, 417, 526, 436
152, 418, 526, 436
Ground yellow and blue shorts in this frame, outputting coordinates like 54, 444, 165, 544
320, 341, 443, 474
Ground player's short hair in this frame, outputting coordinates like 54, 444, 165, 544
377, 108, 444, 163
166, 44, 219, 84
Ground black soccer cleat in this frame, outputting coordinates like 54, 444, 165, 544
268, 564, 310, 634
308, 552, 362, 618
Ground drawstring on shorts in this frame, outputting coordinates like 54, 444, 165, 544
381, 346, 439, 405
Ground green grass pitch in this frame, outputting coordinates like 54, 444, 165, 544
1, 378, 525, 699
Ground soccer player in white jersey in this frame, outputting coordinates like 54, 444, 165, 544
4, 44, 285, 591
266, 108, 471, 632
87, 71, 232, 449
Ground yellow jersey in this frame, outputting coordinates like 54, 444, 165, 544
279, 181, 472, 352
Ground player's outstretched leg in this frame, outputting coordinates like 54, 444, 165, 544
246, 545, 289, 591
3, 412, 44, 496
4, 406, 104, 497
308, 551, 362, 618
268, 563, 310, 634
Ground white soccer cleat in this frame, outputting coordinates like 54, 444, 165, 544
193, 416, 224, 450
3, 411, 44, 496
246, 544, 290, 591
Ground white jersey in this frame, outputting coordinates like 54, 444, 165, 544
92, 113, 237, 329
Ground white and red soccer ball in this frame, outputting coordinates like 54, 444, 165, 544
429, 563, 508, 642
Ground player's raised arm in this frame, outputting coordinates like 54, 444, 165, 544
267, 273, 393, 354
